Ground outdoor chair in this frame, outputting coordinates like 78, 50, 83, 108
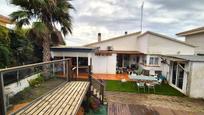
154, 79, 162, 85
146, 83, 155, 93
136, 82, 145, 92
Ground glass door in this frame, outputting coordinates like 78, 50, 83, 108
172, 62, 177, 85
177, 63, 185, 89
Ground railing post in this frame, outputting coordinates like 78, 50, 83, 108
52, 63, 55, 77
0, 72, 6, 115
17, 70, 21, 86
88, 65, 92, 85
101, 84, 104, 104
88, 65, 92, 96
67, 59, 73, 81
65, 60, 69, 81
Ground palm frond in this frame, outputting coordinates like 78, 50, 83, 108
10, 10, 30, 22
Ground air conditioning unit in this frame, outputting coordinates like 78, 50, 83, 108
107, 46, 113, 51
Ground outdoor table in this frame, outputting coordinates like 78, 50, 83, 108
128, 74, 158, 82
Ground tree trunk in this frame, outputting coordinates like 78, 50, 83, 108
42, 37, 51, 79
42, 37, 51, 62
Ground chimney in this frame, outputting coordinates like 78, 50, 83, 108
125, 31, 128, 35
98, 33, 101, 42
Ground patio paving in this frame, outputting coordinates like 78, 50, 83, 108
108, 102, 204, 115
106, 91, 204, 115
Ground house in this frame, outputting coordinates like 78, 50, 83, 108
85, 31, 195, 76
51, 31, 195, 77
50, 30, 204, 98
161, 55, 204, 98
177, 26, 204, 55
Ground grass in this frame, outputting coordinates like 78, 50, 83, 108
105, 80, 185, 96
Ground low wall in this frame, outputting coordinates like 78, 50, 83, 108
5, 73, 40, 96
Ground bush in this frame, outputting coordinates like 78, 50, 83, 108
28, 74, 44, 87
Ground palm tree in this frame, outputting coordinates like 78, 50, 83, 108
10, 0, 74, 62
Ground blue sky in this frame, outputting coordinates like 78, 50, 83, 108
1, 0, 204, 46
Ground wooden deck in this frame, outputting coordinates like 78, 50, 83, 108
108, 102, 203, 115
14, 81, 89, 115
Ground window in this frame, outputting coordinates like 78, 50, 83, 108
149, 57, 154, 64
155, 57, 159, 65
149, 57, 159, 65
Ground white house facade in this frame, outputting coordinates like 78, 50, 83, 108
177, 26, 204, 55
84, 31, 195, 75
50, 30, 204, 98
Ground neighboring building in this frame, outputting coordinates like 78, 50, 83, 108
161, 55, 204, 98
0, 15, 13, 28
177, 26, 204, 55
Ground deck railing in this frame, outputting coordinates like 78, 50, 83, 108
0, 59, 73, 115
88, 66, 105, 104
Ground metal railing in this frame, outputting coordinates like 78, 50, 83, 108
0, 59, 73, 115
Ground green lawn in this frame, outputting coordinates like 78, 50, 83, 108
105, 80, 185, 96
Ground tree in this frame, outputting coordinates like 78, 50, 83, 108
0, 25, 10, 68
10, 0, 74, 62
9, 28, 35, 65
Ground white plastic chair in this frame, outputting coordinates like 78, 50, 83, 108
136, 82, 145, 92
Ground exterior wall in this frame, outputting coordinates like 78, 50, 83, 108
189, 62, 204, 98
92, 54, 116, 74
137, 34, 148, 53
160, 60, 170, 80
5, 73, 40, 96
185, 33, 204, 54
88, 34, 139, 51
147, 34, 195, 55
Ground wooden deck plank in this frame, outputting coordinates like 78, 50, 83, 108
33, 82, 78, 115
15, 82, 69, 115
71, 83, 89, 114
25, 82, 73, 115
61, 82, 89, 115
15, 81, 89, 115
66, 83, 86, 114
47, 82, 82, 115
60, 82, 85, 115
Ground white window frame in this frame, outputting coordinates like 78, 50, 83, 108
149, 56, 159, 65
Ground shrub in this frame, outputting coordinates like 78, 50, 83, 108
28, 74, 44, 87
